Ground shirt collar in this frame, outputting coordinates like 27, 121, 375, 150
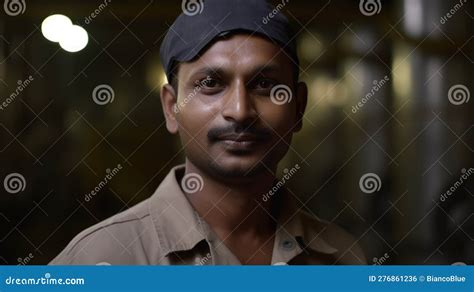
148, 164, 338, 256
148, 164, 207, 255
277, 187, 338, 255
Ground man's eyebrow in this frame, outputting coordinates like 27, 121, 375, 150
189, 67, 227, 78
189, 64, 282, 78
250, 64, 282, 75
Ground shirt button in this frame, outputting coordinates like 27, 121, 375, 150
281, 240, 295, 250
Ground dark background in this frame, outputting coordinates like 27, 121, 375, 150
0, 0, 473, 265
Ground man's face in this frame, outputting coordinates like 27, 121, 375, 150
162, 34, 307, 181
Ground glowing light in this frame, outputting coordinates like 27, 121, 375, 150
41, 14, 72, 43
42, 14, 88, 53
59, 25, 89, 53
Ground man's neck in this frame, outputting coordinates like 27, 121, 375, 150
182, 160, 278, 235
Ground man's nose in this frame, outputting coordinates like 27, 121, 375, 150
221, 81, 258, 124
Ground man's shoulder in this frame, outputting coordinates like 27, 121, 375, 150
49, 199, 157, 265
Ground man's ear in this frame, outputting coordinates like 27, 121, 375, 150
293, 82, 308, 133
160, 84, 179, 134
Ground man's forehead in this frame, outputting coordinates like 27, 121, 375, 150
181, 34, 289, 74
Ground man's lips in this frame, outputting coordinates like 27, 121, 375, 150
215, 133, 268, 151
216, 133, 263, 142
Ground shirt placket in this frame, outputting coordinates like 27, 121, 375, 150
271, 227, 303, 265
194, 213, 241, 265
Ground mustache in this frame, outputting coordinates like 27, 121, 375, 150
207, 123, 272, 142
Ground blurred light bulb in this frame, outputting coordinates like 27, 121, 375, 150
59, 25, 88, 53
41, 14, 72, 42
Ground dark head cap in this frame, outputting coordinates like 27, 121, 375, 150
159, 0, 298, 80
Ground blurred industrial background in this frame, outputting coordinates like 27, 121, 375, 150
0, 0, 472, 265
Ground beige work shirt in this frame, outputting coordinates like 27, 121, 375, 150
50, 164, 366, 265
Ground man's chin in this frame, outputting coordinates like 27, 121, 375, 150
208, 158, 267, 180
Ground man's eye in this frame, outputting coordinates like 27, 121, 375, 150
255, 78, 275, 90
201, 78, 220, 88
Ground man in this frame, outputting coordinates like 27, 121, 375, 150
50, 0, 366, 265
